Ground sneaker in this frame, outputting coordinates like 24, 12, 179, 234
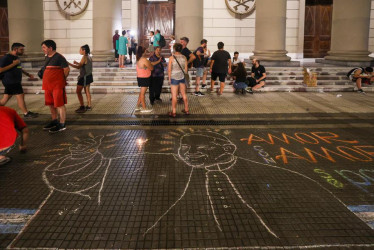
134, 106, 142, 111
49, 123, 66, 133
201, 84, 206, 89
193, 91, 198, 96
196, 91, 205, 96
85, 106, 92, 111
75, 106, 86, 113
357, 89, 366, 94
24, 111, 39, 118
245, 87, 254, 94
43, 120, 58, 130
0, 156, 11, 166
140, 108, 153, 113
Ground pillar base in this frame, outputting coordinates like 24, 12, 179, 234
325, 50, 373, 62
92, 50, 115, 62
316, 59, 374, 67
251, 50, 291, 61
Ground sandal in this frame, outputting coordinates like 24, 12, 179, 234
168, 112, 176, 118
182, 110, 190, 115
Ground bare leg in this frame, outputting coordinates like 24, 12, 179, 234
195, 76, 201, 93
0, 94, 11, 106
139, 87, 148, 109
252, 81, 265, 91
171, 85, 178, 114
15, 94, 28, 114
356, 78, 362, 90
84, 86, 92, 107
210, 79, 215, 91
76, 85, 84, 106
49, 105, 58, 120
180, 83, 189, 112
219, 82, 225, 94
57, 105, 66, 124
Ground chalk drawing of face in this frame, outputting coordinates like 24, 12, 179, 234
43, 135, 109, 200
178, 133, 237, 168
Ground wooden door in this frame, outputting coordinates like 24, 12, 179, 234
138, 0, 175, 49
0, 4, 9, 56
304, 0, 333, 58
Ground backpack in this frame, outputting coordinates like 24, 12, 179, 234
192, 51, 204, 68
346, 67, 363, 78
159, 35, 166, 48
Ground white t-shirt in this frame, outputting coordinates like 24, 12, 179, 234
232, 57, 243, 65
169, 40, 175, 53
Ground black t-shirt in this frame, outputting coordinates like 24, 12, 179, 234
0, 54, 22, 85
45, 53, 69, 68
231, 69, 247, 82
211, 50, 231, 74
181, 47, 192, 61
251, 65, 266, 79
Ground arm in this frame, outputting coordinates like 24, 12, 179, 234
0, 60, 20, 73
22, 69, 34, 79
184, 57, 188, 73
188, 53, 196, 65
63, 66, 70, 78
150, 57, 162, 66
145, 59, 154, 71
168, 56, 173, 82
19, 127, 29, 152
210, 60, 215, 73
354, 69, 364, 78
228, 59, 232, 74
68, 56, 86, 69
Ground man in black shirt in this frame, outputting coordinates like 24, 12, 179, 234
209, 42, 231, 95
246, 58, 266, 94
180, 37, 196, 68
0, 43, 38, 118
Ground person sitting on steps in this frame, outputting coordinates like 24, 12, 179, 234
347, 67, 373, 94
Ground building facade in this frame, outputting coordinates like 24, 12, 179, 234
1, 0, 374, 62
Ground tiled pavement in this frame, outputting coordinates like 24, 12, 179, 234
1, 92, 374, 249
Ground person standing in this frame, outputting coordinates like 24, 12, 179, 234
113, 30, 120, 62
209, 42, 232, 95
40, 40, 70, 133
148, 31, 155, 54
68, 44, 93, 113
128, 34, 137, 64
169, 35, 175, 54
246, 58, 266, 94
0, 43, 38, 118
193, 39, 208, 96
135, 46, 153, 113
168, 43, 189, 117
153, 29, 161, 47
149, 47, 166, 105
0, 106, 28, 165
117, 30, 129, 68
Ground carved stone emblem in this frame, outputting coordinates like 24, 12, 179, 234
225, 0, 256, 16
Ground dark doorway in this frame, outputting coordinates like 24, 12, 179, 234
138, 0, 175, 49
0, 0, 9, 56
304, 0, 333, 58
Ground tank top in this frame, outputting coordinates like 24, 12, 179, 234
79, 56, 93, 79
137, 62, 151, 78
171, 54, 186, 80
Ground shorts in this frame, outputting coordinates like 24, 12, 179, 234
196, 68, 205, 77
137, 77, 150, 87
211, 72, 227, 83
4, 83, 24, 95
171, 78, 185, 86
77, 74, 93, 86
44, 88, 67, 108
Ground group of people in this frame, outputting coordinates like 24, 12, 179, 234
113, 29, 137, 68
134, 35, 268, 116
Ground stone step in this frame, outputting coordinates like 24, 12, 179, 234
4, 85, 373, 94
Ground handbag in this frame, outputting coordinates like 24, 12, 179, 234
173, 55, 190, 88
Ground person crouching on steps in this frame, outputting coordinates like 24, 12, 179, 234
69, 45, 93, 113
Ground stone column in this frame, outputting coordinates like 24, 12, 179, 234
252, 0, 290, 61
7, 0, 44, 61
175, 0, 203, 49
325, 0, 372, 62
92, 0, 122, 61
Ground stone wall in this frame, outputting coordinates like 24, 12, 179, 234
43, 0, 93, 54
369, 0, 374, 54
